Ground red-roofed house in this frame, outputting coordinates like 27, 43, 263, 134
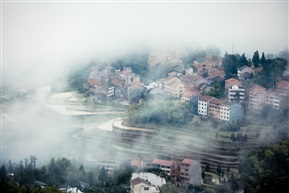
162, 77, 185, 98
181, 86, 200, 102
151, 159, 178, 177
275, 80, 289, 96
130, 177, 160, 193
180, 159, 202, 186
131, 159, 146, 169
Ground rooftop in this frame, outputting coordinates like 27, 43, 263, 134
210, 98, 225, 105
181, 159, 195, 165
199, 95, 213, 101
152, 159, 175, 167
276, 80, 289, 90
225, 78, 242, 87
131, 177, 151, 186
250, 84, 266, 91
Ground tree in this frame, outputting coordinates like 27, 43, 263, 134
160, 182, 182, 193
239, 53, 248, 66
98, 167, 107, 185
240, 140, 289, 193
260, 52, 266, 65
204, 83, 224, 99
231, 133, 236, 141
252, 50, 260, 67
205, 163, 210, 172
0, 165, 7, 181
216, 164, 222, 177
201, 171, 206, 179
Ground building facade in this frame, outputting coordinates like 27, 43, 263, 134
225, 78, 245, 102
130, 177, 160, 193
198, 95, 213, 117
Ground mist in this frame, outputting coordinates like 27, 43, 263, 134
1, 1, 289, 192
2, 1, 288, 89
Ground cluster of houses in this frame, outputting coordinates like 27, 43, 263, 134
85, 49, 289, 123
248, 80, 289, 110
131, 158, 202, 192
85, 66, 144, 102
96, 157, 202, 192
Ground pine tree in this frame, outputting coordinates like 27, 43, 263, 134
260, 52, 266, 65
252, 50, 260, 67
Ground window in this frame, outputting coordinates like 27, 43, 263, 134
144, 187, 149, 191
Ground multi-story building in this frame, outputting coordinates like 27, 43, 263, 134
96, 160, 119, 173
198, 96, 244, 123
220, 103, 244, 123
162, 77, 185, 98
248, 84, 267, 110
275, 80, 289, 96
179, 159, 202, 186
264, 91, 281, 110
128, 81, 144, 101
151, 159, 179, 178
208, 98, 225, 119
248, 84, 284, 110
130, 177, 160, 193
225, 78, 245, 102
198, 95, 213, 117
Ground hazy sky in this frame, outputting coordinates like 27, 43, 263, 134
1, 0, 288, 88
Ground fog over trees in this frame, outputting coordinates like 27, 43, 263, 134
1, 1, 289, 192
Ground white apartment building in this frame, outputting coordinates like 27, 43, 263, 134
198, 95, 213, 116
225, 78, 245, 102
228, 85, 245, 102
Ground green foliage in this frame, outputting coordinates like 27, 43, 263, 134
159, 182, 183, 193
253, 58, 287, 89
240, 140, 289, 193
203, 83, 224, 99
98, 167, 107, 185
67, 62, 97, 92
184, 96, 199, 115
222, 52, 248, 78
127, 99, 193, 126
111, 52, 149, 77
252, 50, 260, 67
220, 122, 240, 132
205, 163, 210, 172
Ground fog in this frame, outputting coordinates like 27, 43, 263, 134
0, 0, 288, 176
2, 1, 288, 89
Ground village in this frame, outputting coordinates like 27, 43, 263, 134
64, 48, 289, 193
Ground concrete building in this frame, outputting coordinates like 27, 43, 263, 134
208, 98, 225, 119
198, 95, 213, 117
162, 77, 185, 98
275, 80, 289, 96
128, 81, 144, 101
180, 159, 202, 186
198, 96, 244, 122
130, 177, 160, 193
151, 159, 179, 177
237, 65, 254, 78
248, 84, 267, 110
225, 78, 245, 102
